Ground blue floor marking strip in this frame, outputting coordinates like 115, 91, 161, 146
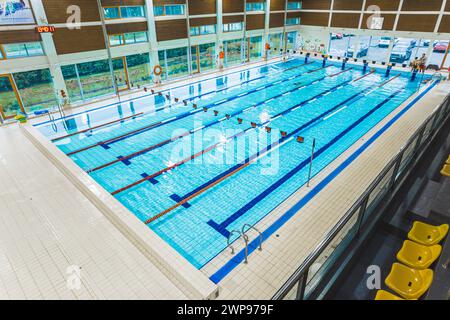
34, 59, 296, 127
208, 87, 403, 238
140, 173, 159, 185
117, 156, 131, 166
209, 80, 438, 284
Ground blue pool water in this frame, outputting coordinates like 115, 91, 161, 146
37, 58, 430, 269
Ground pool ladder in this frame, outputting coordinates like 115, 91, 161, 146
226, 224, 263, 264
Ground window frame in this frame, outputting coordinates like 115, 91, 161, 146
103, 6, 121, 19
109, 34, 125, 47
190, 24, 216, 36
153, 4, 186, 17
2, 42, 45, 59
223, 22, 244, 33
287, 2, 303, 10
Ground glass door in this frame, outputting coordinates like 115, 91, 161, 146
0, 75, 23, 119
112, 57, 130, 92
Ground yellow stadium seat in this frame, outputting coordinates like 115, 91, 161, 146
441, 164, 450, 177
385, 263, 433, 300
374, 290, 404, 300
397, 240, 442, 269
446, 155, 450, 165
408, 221, 449, 246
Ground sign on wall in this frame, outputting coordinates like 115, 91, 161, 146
0, 0, 35, 25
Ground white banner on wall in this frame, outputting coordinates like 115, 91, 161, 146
0, 0, 35, 25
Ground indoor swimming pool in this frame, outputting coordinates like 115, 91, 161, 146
35, 58, 431, 269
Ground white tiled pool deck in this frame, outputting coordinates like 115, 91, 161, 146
0, 124, 191, 299
1, 56, 448, 300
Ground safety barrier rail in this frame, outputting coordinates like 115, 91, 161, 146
272, 88, 450, 300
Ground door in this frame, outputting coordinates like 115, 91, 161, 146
112, 57, 130, 91
0, 75, 24, 119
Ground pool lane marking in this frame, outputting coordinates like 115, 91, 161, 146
141, 72, 384, 223
52, 62, 316, 142
88, 78, 334, 173
87, 69, 334, 173
67, 64, 335, 157
207, 86, 405, 238
330, 67, 353, 77
108, 77, 353, 193
110, 76, 357, 195
50, 112, 145, 142
323, 106, 347, 120
35, 58, 295, 127
209, 81, 437, 284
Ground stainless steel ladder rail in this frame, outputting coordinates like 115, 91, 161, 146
242, 224, 263, 252
227, 230, 249, 264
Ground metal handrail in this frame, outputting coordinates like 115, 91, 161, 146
242, 224, 263, 251
272, 89, 450, 300
227, 230, 249, 264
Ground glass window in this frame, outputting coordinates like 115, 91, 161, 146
223, 22, 243, 32
286, 17, 300, 26
0, 76, 22, 118
124, 32, 148, 44
199, 43, 216, 71
287, 2, 302, 10
190, 25, 216, 36
126, 53, 152, 86
158, 50, 167, 80
160, 47, 189, 79
13, 69, 58, 113
430, 40, 449, 69
61, 65, 83, 103
389, 37, 417, 64
225, 39, 242, 66
269, 33, 284, 52
109, 34, 124, 46
286, 31, 297, 51
249, 36, 263, 61
3, 42, 44, 59
166, 4, 185, 15
246, 2, 265, 11
154, 4, 185, 16
120, 6, 145, 18
104, 7, 120, 19
153, 5, 164, 16
76, 59, 114, 99
353, 36, 391, 63
328, 34, 357, 58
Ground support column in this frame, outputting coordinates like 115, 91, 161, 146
145, 0, 160, 71
30, 0, 68, 107
216, 0, 224, 57
264, 0, 271, 57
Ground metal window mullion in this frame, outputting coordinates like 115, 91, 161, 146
185, 0, 193, 75
74, 64, 85, 101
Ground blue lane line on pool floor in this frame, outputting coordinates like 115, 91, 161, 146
207, 83, 394, 239
209, 80, 438, 284
167, 74, 363, 209
33, 59, 295, 127
95, 63, 325, 149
